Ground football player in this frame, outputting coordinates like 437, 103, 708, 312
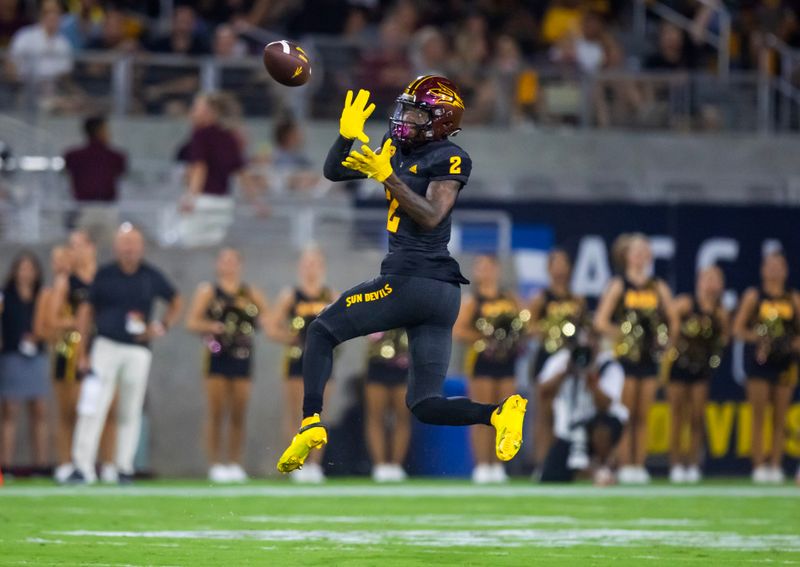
277, 76, 527, 473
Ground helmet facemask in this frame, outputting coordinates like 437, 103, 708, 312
390, 96, 433, 149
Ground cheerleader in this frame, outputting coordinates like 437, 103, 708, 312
267, 246, 337, 483
594, 234, 676, 484
528, 249, 586, 473
666, 265, 729, 483
364, 329, 410, 482
454, 255, 528, 484
0, 251, 49, 469
732, 251, 800, 484
186, 248, 270, 483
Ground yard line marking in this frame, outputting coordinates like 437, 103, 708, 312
3, 485, 800, 499
52, 528, 800, 552
238, 514, 703, 528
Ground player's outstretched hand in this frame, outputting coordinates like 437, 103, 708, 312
340, 89, 376, 144
342, 138, 394, 182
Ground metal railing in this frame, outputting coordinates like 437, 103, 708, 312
633, 0, 731, 79
757, 34, 800, 133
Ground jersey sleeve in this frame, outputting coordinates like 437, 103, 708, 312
428, 145, 471, 188
538, 349, 570, 384
152, 269, 177, 302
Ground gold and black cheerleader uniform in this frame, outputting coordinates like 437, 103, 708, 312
668, 296, 725, 384
743, 289, 799, 386
53, 275, 91, 382
284, 287, 333, 379
204, 284, 259, 379
366, 329, 409, 386
612, 277, 669, 378
465, 291, 528, 379
532, 289, 584, 377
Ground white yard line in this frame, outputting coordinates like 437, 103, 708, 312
50, 528, 800, 552
2, 484, 799, 499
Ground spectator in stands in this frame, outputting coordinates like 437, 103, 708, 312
0, 251, 49, 471
63, 115, 127, 242
541, 0, 583, 45
488, 35, 528, 124
7, 0, 72, 85
358, 16, 412, 110
409, 26, 450, 76
0, 0, 30, 48
70, 223, 182, 484
550, 10, 621, 75
212, 24, 247, 59
451, 15, 493, 123
147, 4, 208, 55
143, 4, 207, 114
86, 8, 138, 52
644, 22, 695, 71
59, 0, 103, 50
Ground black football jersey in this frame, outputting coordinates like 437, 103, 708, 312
379, 134, 472, 284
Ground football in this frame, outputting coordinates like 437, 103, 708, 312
263, 40, 311, 87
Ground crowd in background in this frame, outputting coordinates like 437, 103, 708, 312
0, 228, 798, 486
3, 0, 800, 126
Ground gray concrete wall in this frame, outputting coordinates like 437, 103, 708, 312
13, 116, 800, 203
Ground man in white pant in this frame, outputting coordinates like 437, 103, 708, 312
69, 223, 182, 484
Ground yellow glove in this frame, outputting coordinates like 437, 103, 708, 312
342, 139, 394, 183
340, 89, 376, 143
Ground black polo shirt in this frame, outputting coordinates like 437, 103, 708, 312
89, 261, 176, 347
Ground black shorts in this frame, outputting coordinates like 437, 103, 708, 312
743, 345, 799, 386
670, 365, 711, 384
366, 361, 408, 386
540, 414, 623, 482
53, 352, 81, 382
315, 274, 460, 409
207, 353, 252, 379
620, 357, 659, 379
471, 355, 516, 379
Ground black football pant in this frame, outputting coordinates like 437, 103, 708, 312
302, 275, 495, 426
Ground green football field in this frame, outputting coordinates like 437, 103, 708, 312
1, 479, 798, 566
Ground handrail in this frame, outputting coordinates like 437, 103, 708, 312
758, 33, 800, 131
633, 0, 730, 79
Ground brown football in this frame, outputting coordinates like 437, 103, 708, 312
263, 40, 311, 87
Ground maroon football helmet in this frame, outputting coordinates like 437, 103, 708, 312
390, 75, 465, 148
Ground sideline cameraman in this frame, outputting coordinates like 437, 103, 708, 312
538, 332, 628, 485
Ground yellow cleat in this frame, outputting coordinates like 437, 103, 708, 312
276, 414, 328, 473
490, 395, 527, 461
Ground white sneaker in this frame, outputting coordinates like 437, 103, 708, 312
387, 464, 407, 482
752, 465, 771, 484
226, 463, 248, 483
490, 463, 509, 483
669, 465, 687, 484
291, 462, 325, 484
637, 466, 651, 484
684, 465, 702, 484
372, 464, 392, 483
593, 466, 615, 486
53, 463, 74, 484
617, 465, 637, 484
208, 463, 230, 483
100, 463, 118, 484
472, 463, 493, 484
768, 465, 785, 484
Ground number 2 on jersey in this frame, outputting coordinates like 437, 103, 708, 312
449, 156, 461, 174
386, 189, 400, 233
